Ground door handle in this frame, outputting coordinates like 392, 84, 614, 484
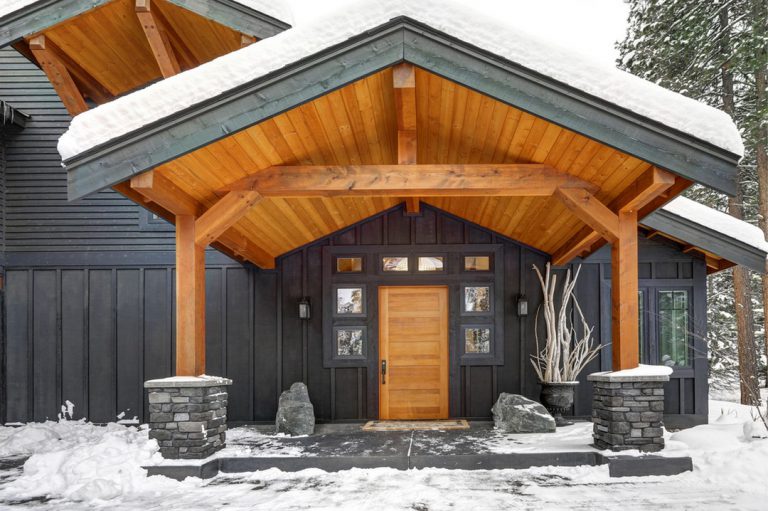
381, 359, 387, 384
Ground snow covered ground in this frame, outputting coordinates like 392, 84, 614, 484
0, 396, 765, 510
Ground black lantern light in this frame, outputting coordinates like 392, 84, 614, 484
517, 294, 528, 317
298, 297, 311, 320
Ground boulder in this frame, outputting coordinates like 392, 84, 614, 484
276, 382, 315, 436
491, 393, 556, 433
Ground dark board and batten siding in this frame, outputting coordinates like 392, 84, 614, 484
0, 47, 175, 254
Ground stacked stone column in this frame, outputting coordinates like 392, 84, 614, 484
144, 376, 232, 460
588, 371, 669, 453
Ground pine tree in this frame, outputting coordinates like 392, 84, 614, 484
619, 0, 765, 404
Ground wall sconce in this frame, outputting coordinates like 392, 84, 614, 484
298, 297, 311, 320
517, 295, 528, 317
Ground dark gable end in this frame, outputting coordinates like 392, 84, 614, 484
63, 16, 740, 201
0, 0, 291, 50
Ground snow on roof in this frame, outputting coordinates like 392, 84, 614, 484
0, 0, 38, 19
57, 0, 744, 161
234, 0, 293, 24
661, 197, 768, 253
0, 0, 293, 25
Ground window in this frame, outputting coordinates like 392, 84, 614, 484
464, 256, 491, 271
336, 287, 365, 315
336, 257, 362, 273
418, 256, 444, 272
463, 285, 491, 313
382, 256, 409, 272
138, 209, 173, 232
658, 290, 690, 367
464, 327, 492, 354
335, 327, 366, 357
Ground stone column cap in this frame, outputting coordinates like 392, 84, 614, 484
144, 375, 233, 388
587, 364, 672, 383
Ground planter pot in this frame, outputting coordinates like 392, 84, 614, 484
539, 381, 579, 427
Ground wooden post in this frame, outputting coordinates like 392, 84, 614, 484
611, 210, 639, 370
175, 215, 205, 376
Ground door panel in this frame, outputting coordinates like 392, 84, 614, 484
379, 286, 449, 419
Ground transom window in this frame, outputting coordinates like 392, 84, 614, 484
382, 256, 409, 272
336, 257, 363, 273
418, 256, 444, 272
464, 255, 491, 271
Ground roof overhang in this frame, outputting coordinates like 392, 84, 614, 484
643, 209, 768, 274
0, 100, 30, 132
0, 0, 291, 50
63, 16, 740, 201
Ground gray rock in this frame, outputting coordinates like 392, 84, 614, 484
276, 382, 315, 436
491, 393, 556, 433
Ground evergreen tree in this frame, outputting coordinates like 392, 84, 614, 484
619, 0, 767, 403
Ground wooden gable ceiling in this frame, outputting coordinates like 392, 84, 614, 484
14, 0, 252, 101
141, 66, 682, 266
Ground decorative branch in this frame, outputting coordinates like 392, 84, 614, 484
530, 262, 602, 383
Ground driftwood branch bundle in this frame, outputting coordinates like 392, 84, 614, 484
530, 262, 602, 383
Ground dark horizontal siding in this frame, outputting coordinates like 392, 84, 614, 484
0, 47, 175, 253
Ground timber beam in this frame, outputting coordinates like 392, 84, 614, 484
228, 164, 599, 197
175, 215, 206, 375
554, 188, 619, 243
27, 35, 88, 115
136, 0, 181, 78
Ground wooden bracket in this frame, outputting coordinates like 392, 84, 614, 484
555, 188, 619, 243
136, 0, 181, 78
27, 35, 88, 115
195, 190, 263, 246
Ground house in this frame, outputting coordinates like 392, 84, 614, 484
0, 0, 763, 457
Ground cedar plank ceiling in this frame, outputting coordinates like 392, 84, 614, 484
17, 0, 247, 97
157, 67, 655, 259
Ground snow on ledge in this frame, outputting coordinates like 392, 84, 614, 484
57, 0, 743, 162
588, 365, 673, 383
144, 375, 233, 388
661, 197, 768, 254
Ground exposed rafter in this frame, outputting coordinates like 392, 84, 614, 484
228, 164, 599, 197
130, 170, 200, 216
27, 35, 88, 115
135, 0, 181, 78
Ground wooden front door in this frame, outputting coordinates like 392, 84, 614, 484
379, 286, 449, 419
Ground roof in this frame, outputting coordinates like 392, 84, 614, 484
58, 0, 742, 157
0, 0, 292, 49
0, 99, 29, 131
644, 197, 768, 273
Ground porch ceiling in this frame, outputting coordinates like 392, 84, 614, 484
131, 67, 684, 267
10, 0, 271, 101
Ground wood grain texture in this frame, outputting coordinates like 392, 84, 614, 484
175, 215, 206, 376
27, 35, 87, 115
135, 0, 181, 78
379, 286, 449, 420
611, 210, 640, 370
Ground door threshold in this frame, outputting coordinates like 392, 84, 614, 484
362, 419, 470, 431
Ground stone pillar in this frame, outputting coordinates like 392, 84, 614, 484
144, 376, 232, 460
588, 370, 669, 453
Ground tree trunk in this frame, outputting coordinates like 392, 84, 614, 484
753, 0, 768, 388
721, 5, 760, 405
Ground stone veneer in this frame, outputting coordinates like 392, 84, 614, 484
144, 376, 232, 460
588, 370, 670, 453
